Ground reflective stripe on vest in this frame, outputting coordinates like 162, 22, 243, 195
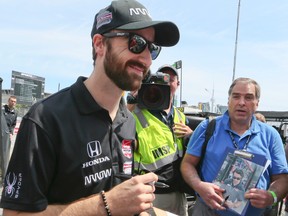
134, 148, 181, 171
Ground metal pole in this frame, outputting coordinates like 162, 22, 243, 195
211, 83, 215, 113
174, 60, 182, 107
232, 0, 241, 81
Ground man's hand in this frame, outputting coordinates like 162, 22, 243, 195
106, 172, 158, 216
195, 181, 226, 211
173, 122, 193, 138
139, 207, 177, 216
244, 188, 274, 209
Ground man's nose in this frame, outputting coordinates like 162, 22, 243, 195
238, 97, 246, 105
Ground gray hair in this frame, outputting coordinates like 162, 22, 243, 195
228, 77, 261, 100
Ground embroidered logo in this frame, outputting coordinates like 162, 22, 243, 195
123, 161, 132, 174
5, 172, 17, 197
129, 8, 150, 17
87, 141, 102, 158
122, 140, 133, 159
96, 11, 112, 30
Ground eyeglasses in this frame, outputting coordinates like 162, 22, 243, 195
102, 32, 161, 60
233, 176, 241, 180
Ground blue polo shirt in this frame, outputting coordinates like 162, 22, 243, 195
186, 111, 288, 215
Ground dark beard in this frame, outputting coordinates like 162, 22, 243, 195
103, 42, 148, 91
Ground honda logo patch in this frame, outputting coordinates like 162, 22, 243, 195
87, 141, 102, 158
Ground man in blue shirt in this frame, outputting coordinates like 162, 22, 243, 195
181, 77, 288, 216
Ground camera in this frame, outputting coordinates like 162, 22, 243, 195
137, 72, 171, 110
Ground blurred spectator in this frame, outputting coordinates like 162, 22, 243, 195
3, 95, 17, 140
255, 112, 266, 123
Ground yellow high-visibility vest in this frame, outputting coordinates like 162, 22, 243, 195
133, 107, 185, 173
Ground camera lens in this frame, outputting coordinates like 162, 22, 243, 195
142, 85, 164, 108
138, 83, 170, 110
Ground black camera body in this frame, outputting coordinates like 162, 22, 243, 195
137, 72, 171, 110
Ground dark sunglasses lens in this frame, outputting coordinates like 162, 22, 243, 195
129, 34, 161, 60
129, 35, 146, 54
150, 44, 161, 60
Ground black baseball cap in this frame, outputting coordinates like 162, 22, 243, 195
158, 64, 178, 77
91, 0, 180, 46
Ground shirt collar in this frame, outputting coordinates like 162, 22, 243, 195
222, 111, 261, 135
71, 76, 129, 120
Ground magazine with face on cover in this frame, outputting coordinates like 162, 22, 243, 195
212, 147, 270, 216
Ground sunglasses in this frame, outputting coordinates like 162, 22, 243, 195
233, 176, 241, 180
102, 32, 161, 60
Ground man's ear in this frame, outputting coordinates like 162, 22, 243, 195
93, 34, 105, 56
177, 81, 180, 86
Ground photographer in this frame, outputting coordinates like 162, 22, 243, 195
127, 65, 193, 215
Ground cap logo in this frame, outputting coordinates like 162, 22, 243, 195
129, 8, 150, 17
96, 11, 113, 30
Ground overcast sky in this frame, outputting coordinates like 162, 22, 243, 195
1, 0, 288, 111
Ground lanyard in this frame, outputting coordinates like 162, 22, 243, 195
160, 110, 181, 156
228, 131, 251, 150
160, 111, 174, 129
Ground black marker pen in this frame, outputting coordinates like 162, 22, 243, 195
221, 195, 230, 206
114, 173, 169, 188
